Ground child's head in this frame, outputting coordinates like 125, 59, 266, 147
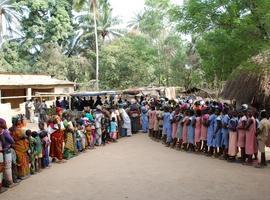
39, 121, 45, 130
32, 131, 38, 137
25, 129, 32, 137
112, 117, 116, 122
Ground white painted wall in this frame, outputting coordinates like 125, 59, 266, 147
0, 103, 12, 127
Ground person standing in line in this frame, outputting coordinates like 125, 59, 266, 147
187, 109, 196, 152
245, 110, 257, 165
237, 111, 247, 163
95, 106, 104, 145
110, 117, 118, 142
49, 116, 65, 163
10, 117, 30, 179
194, 109, 202, 152
148, 106, 156, 138
214, 108, 222, 157
201, 108, 209, 154
170, 107, 180, 148
221, 108, 230, 159
0, 124, 8, 193
140, 105, 149, 133
181, 110, 189, 151
163, 106, 172, 147
255, 110, 270, 168
206, 108, 216, 157
228, 111, 239, 161
1, 118, 17, 188
119, 105, 132, 137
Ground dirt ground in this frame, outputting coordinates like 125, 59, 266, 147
2, 134, 270, 200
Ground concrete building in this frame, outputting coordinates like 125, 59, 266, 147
0, 73, 75, 108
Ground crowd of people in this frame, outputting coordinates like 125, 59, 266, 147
141, 98, 270, 169
1, 94, 270, 194
0, 95, 135, 194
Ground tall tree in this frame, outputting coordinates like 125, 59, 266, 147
74, 0, 100, 90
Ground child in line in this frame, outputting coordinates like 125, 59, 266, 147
110, 117, 118, 142
32, 131, 42, 172
228, 111, 238, 161
38, 122, 50, 168
26, 130, 36, 174
75, 123, 84, 152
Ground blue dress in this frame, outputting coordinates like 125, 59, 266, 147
141, 107, 149, 133
187, 115, 195, 144
221, 114, 230, 148
214, 115, 222, 148
207, 114, 216, 147
163, 112, 172, 142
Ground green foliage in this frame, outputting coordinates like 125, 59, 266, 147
171, 0, 270, 85
18, 0, 73, 47
99, 34, 159, 89
34, 43, 93, 82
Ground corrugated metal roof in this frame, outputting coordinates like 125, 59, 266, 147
0, 74, 74, 86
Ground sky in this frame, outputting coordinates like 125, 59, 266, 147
110, 0, 184, 23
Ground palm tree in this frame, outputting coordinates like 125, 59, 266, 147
73, 3, 122, 43
0, 0, 23, 46
74, 0, 100, 90
127, 11, 144, 31
98, 1, 123, 42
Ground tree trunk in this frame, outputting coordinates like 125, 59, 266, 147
90, 0, 100, 90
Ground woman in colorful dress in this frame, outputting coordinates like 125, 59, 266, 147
63, 114, 76, 159
49, 116, 65, 163
10, 116, 30, 179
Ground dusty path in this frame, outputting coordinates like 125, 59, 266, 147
2, 134, 270, 200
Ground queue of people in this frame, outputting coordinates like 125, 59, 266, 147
0, 97, 136, 194
141, 98, 270, 168
2, 94, 270, 194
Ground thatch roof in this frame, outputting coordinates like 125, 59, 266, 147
0, 73, 74, 87
181, 87, 217, 99
221, 50, 270, 110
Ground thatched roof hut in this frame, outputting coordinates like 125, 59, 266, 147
221, 50, 270, 111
